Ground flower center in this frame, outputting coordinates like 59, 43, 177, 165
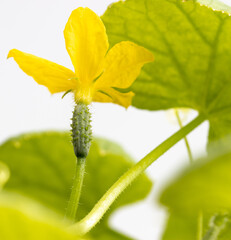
74, 86, 93, 105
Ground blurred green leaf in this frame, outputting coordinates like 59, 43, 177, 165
0, 192, 81, 240
102, 0, 231, 147
161, 211, 199, 240
161, 210, 226, 240
160, 152, 231, 212
0, 132, 152, 240
159, 151, 231, 239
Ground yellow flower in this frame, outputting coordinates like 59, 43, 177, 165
8, 7, 154, 108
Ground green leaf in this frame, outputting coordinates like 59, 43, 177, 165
159, 150, 231, 239
102, 0, 231, 147
0, 132, 152, 240
162, 211, 231, 240
160, 153, 231, 212
197, 0, 231, 14
161, 211, 199, 240
90, 228, 133, 240
0, 192, 80, 240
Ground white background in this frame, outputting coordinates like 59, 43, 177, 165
0, 0, 230, 239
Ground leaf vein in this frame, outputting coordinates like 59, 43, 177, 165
144, 0, 190, 87
203, 17, 226, 108
175, 2, 212, 46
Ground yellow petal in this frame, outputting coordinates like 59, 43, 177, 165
8, 49, 77, 93
95, 41, 154, 90
93, 88, 134, 108
64, 7, 109, 85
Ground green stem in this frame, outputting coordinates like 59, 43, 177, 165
198, 211, 203, 240
71, 114, 206, 236
174, 110, 204, 239
174, 109, 193, 163
65, 157, 86, 223
202, 214, 229, 240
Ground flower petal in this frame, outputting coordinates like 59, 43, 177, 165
8, 49, 77, 93
64, 7, 109, 85
95, 41, 154, 89
93, 88, 134, 108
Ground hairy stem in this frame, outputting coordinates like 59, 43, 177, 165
71, 114, 206, 236
174, 109, 193, 163
65, 157, 86, 222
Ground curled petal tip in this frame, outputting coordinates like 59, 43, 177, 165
7, 49, 19, 59
7, 49, 15, 59
140, 46, 154, 63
